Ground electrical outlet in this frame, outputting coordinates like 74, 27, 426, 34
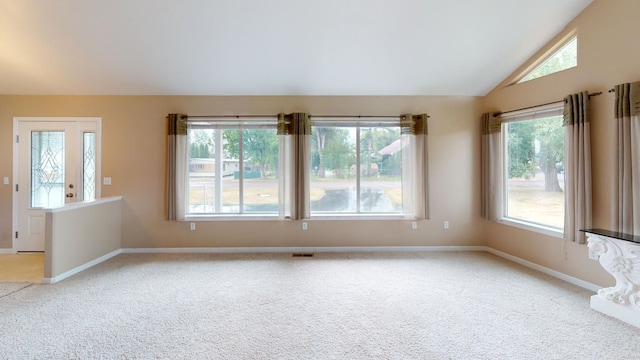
412, 221, 417, 230
302, 222, 308, 230
190, 222, 196, 231
103, 177, 112, 185
444, 221, 449, 229
3, 177, 8, 185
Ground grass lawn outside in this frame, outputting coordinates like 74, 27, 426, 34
507, 182, 564, 229
189, 178, 326, 207
188, 175, 563, 224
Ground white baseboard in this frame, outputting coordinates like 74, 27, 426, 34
42, 249, 122, 284
483, 247, 600, 292
0, 249, 16, 254
121, 246, 487, 254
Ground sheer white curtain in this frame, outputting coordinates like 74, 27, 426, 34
563, 92, 592, 244
481, 113, 503, 221
401, 114, 429, 219
167, 114, 188, 220
278, 113, 292, 219
613, 82, 640, 235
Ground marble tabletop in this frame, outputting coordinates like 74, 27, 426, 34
580, 228, 640, 244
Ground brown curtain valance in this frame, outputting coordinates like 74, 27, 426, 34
277, 113, 291, 135
481, 113, 501, 134
400, 114, 428, 135
563, 91, 589, 126
615, 81, 640, 118
277, 113, 310, 135
168, 114, 188, 135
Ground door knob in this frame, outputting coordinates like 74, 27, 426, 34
66, 193, 74, 198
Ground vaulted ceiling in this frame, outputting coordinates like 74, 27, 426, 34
0, 0, 593, 96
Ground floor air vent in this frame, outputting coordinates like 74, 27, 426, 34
292, 253, 314, 258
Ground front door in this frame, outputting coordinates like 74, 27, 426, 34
15, 118, 101, 252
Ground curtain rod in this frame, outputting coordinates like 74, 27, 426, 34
187, 115, 272, 119
311, 115, 430, 119
187, 114, 431, 119
494, 92, 603, 117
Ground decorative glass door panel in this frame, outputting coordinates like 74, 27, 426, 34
83, 132, 96, 201
30, 131, 66, 208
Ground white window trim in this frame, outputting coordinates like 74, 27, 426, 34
309, 118, 406, 218
184, 214, 282, 222
499, 218, 564, 238
185, 117, 282, 219
178, 114, 426, 222
308, 214, 407, 221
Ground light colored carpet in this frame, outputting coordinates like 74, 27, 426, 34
0, 251, 637, 359
0, 282, 32, 298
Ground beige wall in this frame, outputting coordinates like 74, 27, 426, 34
483, 0, 640, 287
0, 95, 484, 250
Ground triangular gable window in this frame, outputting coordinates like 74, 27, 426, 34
517, 35, 577, 84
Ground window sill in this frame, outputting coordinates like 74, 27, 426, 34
184, 215, 282, 222
309, 214, 407, 221
184, 214, 410, 222
498, 218, 564, 239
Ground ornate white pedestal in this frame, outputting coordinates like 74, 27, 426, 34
584, 229, 640, 328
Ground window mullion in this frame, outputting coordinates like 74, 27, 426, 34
356, 127, 361, 213
278, 136, 286, 217
215, 130, 222, 213
238, 129, 244, 214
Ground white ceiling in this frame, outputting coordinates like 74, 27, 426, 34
0, 0, 593, 96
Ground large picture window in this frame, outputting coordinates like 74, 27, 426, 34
309, 119, 404, 215
306, 115, 428, 219
169, 113, 428, 221
502, 105, 565, 230
186, 118, 281, 217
